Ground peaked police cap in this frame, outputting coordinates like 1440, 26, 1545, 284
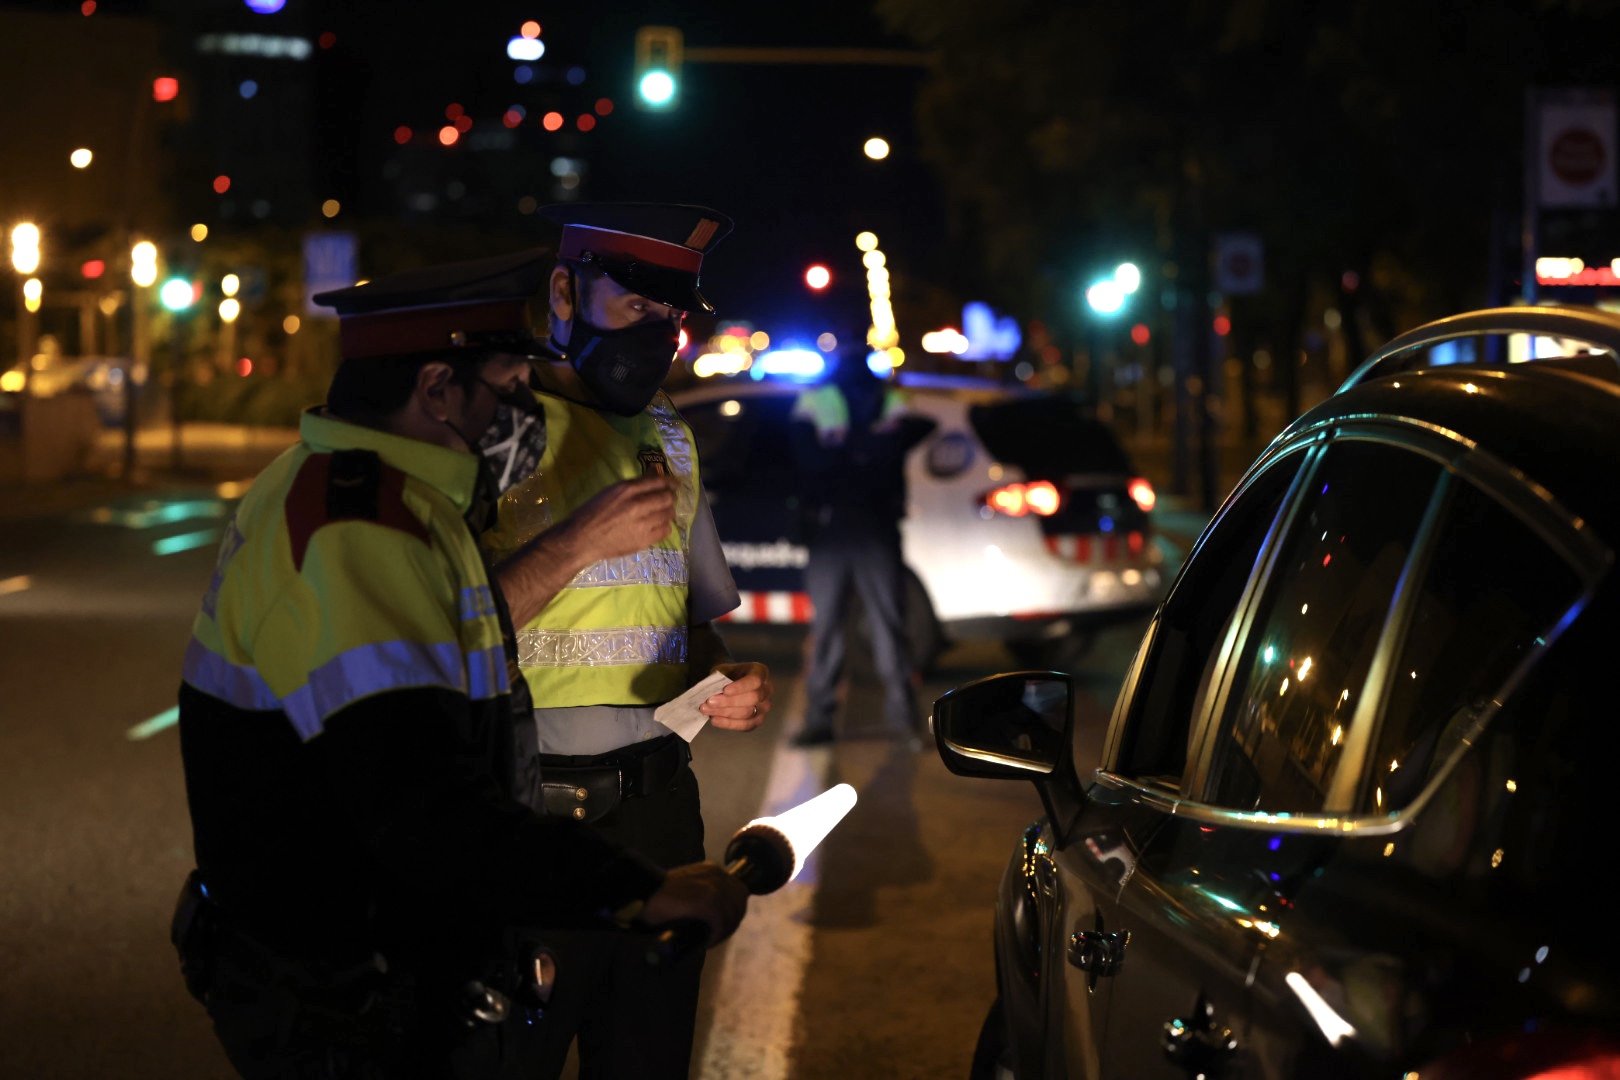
312, 248, 552, 362
537, 202, 733, 315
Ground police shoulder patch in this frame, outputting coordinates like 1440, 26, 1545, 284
285, 450, 430, 570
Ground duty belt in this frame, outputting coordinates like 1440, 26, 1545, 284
534, 734, 691, 823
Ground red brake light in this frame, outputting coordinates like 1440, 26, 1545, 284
1128, 477, 1156, 513
985, 481, 1061, 518
1422, 1030, 1620, 1080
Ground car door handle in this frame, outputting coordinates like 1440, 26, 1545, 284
1067, 929, 1129, 990
1163, 992, 1238, 1078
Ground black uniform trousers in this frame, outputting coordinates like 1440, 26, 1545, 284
526, 758, 706, 1080
802, 511, 922, 738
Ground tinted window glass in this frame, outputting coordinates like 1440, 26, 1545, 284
1362, 484, 1584, 814
1113, 451, 1301, 788
682, 395, 797, 497
1206, 442, 1443, 814
968, 396, 1132, 476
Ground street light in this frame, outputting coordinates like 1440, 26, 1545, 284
863, 137, 891, 161
159, 276, 196, 470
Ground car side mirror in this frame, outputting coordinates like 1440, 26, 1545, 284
933, 671, 1074, 780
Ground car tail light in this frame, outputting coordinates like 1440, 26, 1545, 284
1421, 1029, 1620, 1080
984, 480, 1061, 518
1128, 477, 1157, 513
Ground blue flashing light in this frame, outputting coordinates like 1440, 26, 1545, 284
757, 348, 825, 381
866, 350, 892, 377
1099, 515, 1115, 533
1267, 836, 1283, 851
243, 0, 286, 12
507, 36, 545, 62
514, 65, 535, 85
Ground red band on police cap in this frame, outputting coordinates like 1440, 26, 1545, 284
339, 299, 532, 360
558, 224, 702, 272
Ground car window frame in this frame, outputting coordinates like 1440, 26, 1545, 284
1093, 414, 1611, 838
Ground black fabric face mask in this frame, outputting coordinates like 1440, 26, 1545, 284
567, 315, 679, 417
476, 382, 548, 496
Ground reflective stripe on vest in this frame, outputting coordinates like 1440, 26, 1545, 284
570, 548, 689, 588
515, 624, 688, 669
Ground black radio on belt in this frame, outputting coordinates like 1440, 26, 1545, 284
537, 735, 691, 823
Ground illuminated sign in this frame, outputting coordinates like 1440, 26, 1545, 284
1536, 256, 1620, 286
961, 301, 1021, 360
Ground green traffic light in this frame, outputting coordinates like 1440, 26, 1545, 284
638, 69, 676, 107
159, 277, 195, 312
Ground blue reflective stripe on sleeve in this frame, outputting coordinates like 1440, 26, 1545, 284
465, 643, 510, 700
182, 637, 280, 711
459, 585, 497, 621
284, 639, 467, 741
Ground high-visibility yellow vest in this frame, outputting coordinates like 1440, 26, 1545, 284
183, 409, 509, 739
481, 386, 700, 707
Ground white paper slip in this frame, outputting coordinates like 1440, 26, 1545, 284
654, 671, 734, 742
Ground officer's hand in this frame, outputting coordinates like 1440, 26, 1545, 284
561, 477, 677, 562
702, 662, 772, 731
640, 862, 749, 947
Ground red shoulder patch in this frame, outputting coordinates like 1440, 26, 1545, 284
285, 452, 431, 571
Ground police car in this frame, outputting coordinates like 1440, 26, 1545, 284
674, 373, 1165, 668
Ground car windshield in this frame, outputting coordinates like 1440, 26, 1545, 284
968, 395, 1132, 476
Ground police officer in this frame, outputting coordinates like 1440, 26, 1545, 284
172, 249, 749, 1078
788, 335, 936, 748
480, 204, 772, 1078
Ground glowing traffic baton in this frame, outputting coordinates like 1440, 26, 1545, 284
646, 783, 858, 965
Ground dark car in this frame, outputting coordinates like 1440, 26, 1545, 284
934, 305, 1620, 1079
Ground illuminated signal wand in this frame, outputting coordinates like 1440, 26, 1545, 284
646, 783, 858, 966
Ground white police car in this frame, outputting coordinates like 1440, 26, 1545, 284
675, 373, 1164, 668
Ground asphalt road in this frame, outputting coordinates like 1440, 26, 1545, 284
0, 480, 1194, 1079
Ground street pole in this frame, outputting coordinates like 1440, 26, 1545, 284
127, 284, 148, 480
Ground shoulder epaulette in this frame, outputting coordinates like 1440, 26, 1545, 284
285, 450, 430, 570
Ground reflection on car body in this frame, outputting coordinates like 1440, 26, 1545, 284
933, 307, 1620, 1079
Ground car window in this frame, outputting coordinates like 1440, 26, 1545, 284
968, 395, 1132, 476
1360, 482, 1585, 815
1111, 449, 1303, 790
1204, 441, 1444, 815
681, 395, 798, 497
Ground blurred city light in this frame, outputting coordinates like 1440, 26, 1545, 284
212, 174, 231, 194
22, 278, 42, 313
283, 315, 301, 335
507, 36, 545, 62
815, 333, 837, 352
1085, 279, 1126, 316
321, 199, 341, 218
0, 371, 24, 392
10, 224, 41, 274
239, 80, 258, 99
541, 111, 563, 131
81, 259, 105, 279
595, 97, 614, 115
1115, 262, 1142, 293
855, 231, 878, 252
862, 249, 886, 270
159, 277, 195, 312
757, 348, 825, 380
863, 137, 891, 160
393, 125, 413, 144
749, 331, 770, 351
693, 351, 750, 378
190, 223, 209, 242
1130, 322, 1151, 346
131, 241, 158, 287
638, 70, 676, 107
219, 298, 241, 323
866, 350, 892, 377
520, 20, 541, 38
221, 274, 240, 297
70, 148, 93, 169
439, 126, 459, 146
1213, 314, 1232, 337
805, 264, 831, 290
921, 327, 970, 354
236, 357, 254, 377
577, 114, 597, 132
243, 0, 287, 12
153, 77, 179, 102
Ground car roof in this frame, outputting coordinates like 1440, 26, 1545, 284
1291, 357, 1620, 541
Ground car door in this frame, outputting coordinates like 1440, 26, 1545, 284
1041, 441, 1311, 1079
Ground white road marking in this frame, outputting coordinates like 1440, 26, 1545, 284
698, 679, 828, 1079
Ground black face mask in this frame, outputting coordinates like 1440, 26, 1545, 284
448, 377, 546, 534
562, 271, 680, 416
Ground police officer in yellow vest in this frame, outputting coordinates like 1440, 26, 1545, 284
172, 249, 749, 1078
479, 204, 772, 1078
